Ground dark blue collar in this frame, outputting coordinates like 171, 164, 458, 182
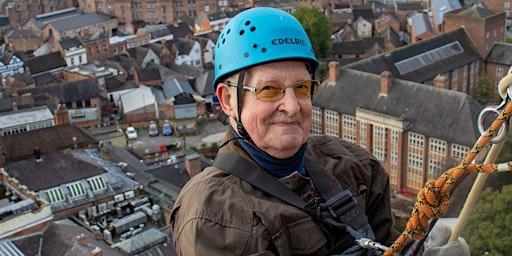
232, 126, 307, 178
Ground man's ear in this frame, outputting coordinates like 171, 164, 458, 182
217, 83, 236, 118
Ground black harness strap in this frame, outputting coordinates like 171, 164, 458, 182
212, 152, 370, 236
213, 152, 312, 213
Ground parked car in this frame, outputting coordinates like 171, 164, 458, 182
126, 126, 138, 140
162, 122, 173, 136
149, 121, 159, 136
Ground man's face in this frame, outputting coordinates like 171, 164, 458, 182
218, 61, 313, 159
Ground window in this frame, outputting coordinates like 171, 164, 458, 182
311, 106, 322, 135
505, 2, 510, 9
66, 182, 86, 198
428, 138, 446, 180
359, 121, 367, 148
88, 176, 106, 192
47, 187, 65, 203
161, 6, 166, 13
325, 109, 339, 137
342, 115, 356, 143
497, 65, 504, 77
407, 132, 425, 190
451, 143, 469, 161
373, 125, 387, 161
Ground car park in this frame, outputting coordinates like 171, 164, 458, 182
126, 126, 138, 140
162, 122, 173, 136
149, 121, 159, 136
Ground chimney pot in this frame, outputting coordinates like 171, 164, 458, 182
434, 74, 449, 89
75, 234, 88, 245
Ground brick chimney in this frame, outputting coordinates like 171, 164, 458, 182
185, 153, 201, 177
54, 104, 70, 125
434, 74, 449, 89
380, 71, 392, 95
328, 61, 340, 83
75, 234, 88, 245
21, 93, 33, 105
89, 247, 103, 256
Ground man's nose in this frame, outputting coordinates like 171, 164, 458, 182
277, 88, 301, 114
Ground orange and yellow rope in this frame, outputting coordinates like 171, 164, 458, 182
383, 100, 512, 255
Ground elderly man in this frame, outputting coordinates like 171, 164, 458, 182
170, 7, 469, 256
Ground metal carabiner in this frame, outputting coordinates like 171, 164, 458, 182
477, 86, 512, 144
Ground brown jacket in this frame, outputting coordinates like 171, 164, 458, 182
171, 131, 399, 255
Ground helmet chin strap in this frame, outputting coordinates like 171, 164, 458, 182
234, 70, 253, 143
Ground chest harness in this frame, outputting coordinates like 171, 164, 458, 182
213, 152, 388, 255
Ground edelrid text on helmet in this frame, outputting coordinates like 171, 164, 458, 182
212, 7, 319, 90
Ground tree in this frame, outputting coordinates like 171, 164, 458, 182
293, 8, 332, 59
462, 184, 512, 255
471, 75, 499, 106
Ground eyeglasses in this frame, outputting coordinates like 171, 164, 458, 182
225, 80, 319, 101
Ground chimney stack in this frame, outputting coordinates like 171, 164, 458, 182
380, 71, 392, 95
21, 93, 33, 105
54, 104, 70, 125
328, 61, 340, 83
75, 234, 88, 245
185, 153, 201, 177
434, 74, 449, 89
89, 247, 102, 256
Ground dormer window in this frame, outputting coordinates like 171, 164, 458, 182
66, 181, 86, 198
46, 187, 65, 203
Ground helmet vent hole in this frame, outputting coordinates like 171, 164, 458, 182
245, 20, 251, 26
239, 30, 245, 35
218, 64, 222, 70
250, 26, 256, 32
261, 48, 267, 53
252, 43, 257, 48
222, 38, 225, 44
226, 29, 231, 34
244, 52, 249, 57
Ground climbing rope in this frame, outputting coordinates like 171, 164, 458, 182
383, 76, 512, 255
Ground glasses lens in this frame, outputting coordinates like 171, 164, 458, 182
293, 80, 314, 98
256, 83, 285, 101
254, 80, 319, 101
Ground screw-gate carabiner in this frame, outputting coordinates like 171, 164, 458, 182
477, 86, 512, 144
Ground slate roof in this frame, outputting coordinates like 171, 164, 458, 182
162, 78, 196, 98
175, 38, 196, 55
193, 68, 215, 96
455, 4, 495, 18
332, 37, 385, 55
25, 51, 67, 74
0, 123, 97, 162
4, 29, 42, 39
18, 78, 100, 102
431, 0, 462, 26
313, 68, 482, 146
484, 42, 512, 65
46, 12, 115, 32
29, 8, 84, 29
127, 46, 150, 65
39, 219, 122, 256
5, 149, 105, 191
165, 63, 203, 79
344, 28, 481, 83
58, 37, 83, 50
167, 22, 193, 39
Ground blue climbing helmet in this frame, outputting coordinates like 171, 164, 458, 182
212, 7, 319, 90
